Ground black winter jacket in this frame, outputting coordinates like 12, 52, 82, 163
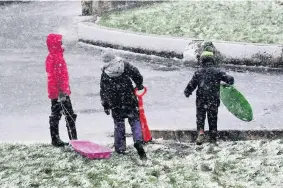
184, 64, 234, 100
100, 59, 143, 111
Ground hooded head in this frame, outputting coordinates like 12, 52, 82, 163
197, 41, 215, 61
101, 51, 116, 63
46, 34, 64, 53
202, 41, 214, 50
101, 51, 125, 77
200, 51, 215, 67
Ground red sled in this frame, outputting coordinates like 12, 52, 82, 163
134, 87, 152, 143
70, 140, 112, 159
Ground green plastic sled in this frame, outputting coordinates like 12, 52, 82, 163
220, 85, 253, 122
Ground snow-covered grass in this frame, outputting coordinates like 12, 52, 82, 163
99, 1, 283, 44
1, 140, 283, 187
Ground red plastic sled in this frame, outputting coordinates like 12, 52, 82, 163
70, 140, 112, 159
134, 87, 152, 143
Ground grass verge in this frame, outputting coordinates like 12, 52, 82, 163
99, 1, 283, 44
1, 140, 283, 187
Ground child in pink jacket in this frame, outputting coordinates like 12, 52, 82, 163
45, 33, 77, 147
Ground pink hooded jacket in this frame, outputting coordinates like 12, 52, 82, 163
45, 34, 71, 99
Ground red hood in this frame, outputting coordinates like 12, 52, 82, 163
46, 34, 64, 53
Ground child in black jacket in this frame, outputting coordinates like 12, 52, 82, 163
100, 51, 147, 160
184, 50, 234, 145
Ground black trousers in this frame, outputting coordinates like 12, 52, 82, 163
50, 96, 77, 140
51, 96, 74, 118
196, 97, 220, 132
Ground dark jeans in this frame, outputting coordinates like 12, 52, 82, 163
111, 106, 143, 152
196, 97, 220, 133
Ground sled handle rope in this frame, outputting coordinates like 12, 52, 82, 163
134, 87, 147, 97
60, 102, 75, 123
60, 102, 76, 140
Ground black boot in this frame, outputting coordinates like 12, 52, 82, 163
49, 115, 68, 147
134, 141, 147, 160
208, 131, 217, 144
66, 114, 78, 140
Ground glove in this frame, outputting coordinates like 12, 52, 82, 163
221, 83, 231, 88
101, 101, 110, 115
104, 108, 110, 115
136, 85, 144, 91
102, 101, 110, 109
184, 90, 191, 98
185, 93, 191, 98
58, 92, 68, 102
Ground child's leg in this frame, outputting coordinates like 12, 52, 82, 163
113, 118, 126, 153
128, 111, 147, 160
207, 107, 218, 132
207, 99, 219, 141
128, 117, 143, 143
196, 99, 207, 145
51, 99, 63, 117
50, 99, 67, 146
196, 103, 207, 132
62, 96, 77, 140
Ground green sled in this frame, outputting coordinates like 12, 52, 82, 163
220, 85, 253, 122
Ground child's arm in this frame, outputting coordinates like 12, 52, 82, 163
184, 72, 198, 98
220, 71, 234, 85
100, 73, 110, 109
124, 62, 143, 89
54, 58, 69, 95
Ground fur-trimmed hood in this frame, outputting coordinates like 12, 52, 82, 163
102, 57, 125, 77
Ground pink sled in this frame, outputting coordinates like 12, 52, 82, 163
70, 140, 112, 159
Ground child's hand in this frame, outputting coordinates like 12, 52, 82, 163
136, 85, 144, 91
221, 83, 231, 88
58, 92, 68, 102
184, 92, 191, 98
104, 108, 110, 115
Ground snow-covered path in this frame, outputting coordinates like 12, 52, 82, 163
0, 2, 282, 143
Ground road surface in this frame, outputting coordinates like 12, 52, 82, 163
0, 2, 282, 144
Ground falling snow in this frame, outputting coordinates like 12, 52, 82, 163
1, 1, 283, 188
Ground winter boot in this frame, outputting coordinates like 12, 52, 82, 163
66, 114, 78, 140
196, 130, 205, 145
116, 150, 128, 155
49, 115, 68, 147
208, 131, 217, 144
134, 141, 147, 160
114, 120, 126, 154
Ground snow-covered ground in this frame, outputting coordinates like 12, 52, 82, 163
1, 139, 283, 187
99, 1, 283, 44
